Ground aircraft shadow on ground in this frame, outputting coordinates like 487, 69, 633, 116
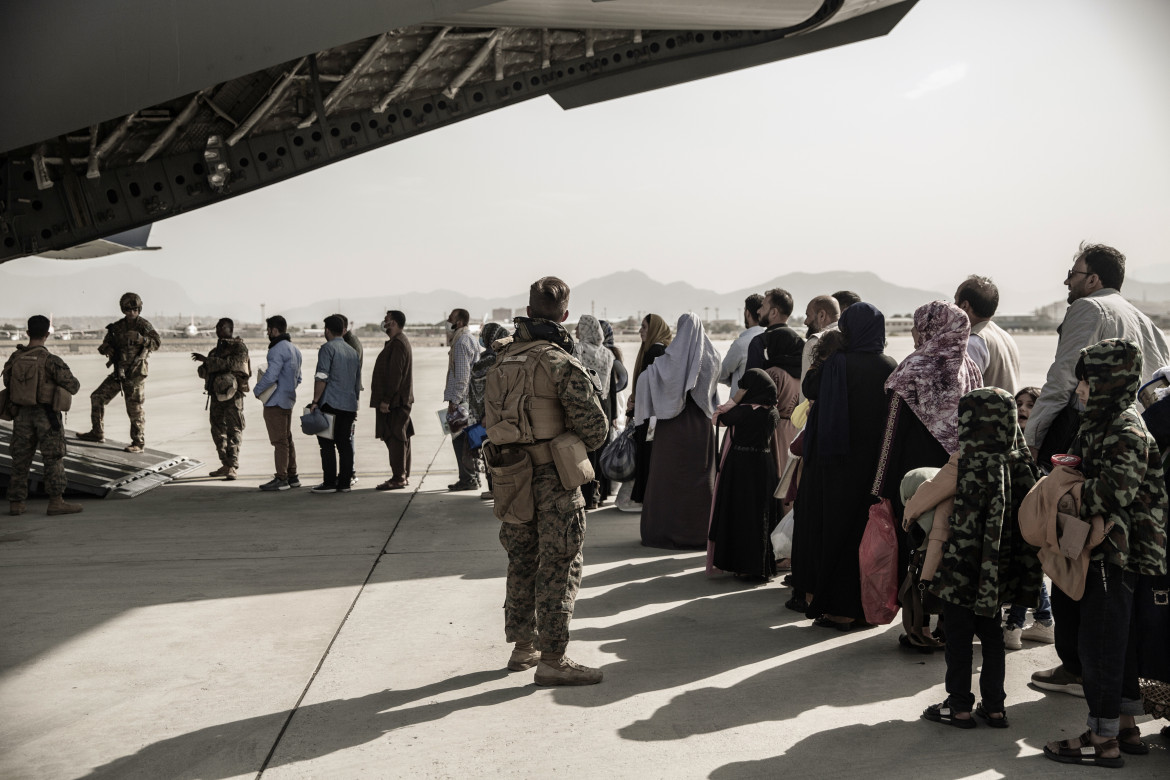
75, 670, 531, 780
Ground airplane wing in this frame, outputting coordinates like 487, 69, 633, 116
37, 225, 161, 260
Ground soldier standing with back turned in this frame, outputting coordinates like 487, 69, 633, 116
4, 315, 83, 516
191, 318, 251, 480
77, 292, 161, 452
482, 277, 609, 685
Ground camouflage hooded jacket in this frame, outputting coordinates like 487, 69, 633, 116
1070, 338, 1168, 575
931, 388, 1043, 617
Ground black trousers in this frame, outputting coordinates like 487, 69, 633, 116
318, 405, 357, 488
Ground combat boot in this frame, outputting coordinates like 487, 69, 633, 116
46, 497, 83, 516
8, 501, 24, 516
223, 467, 237, 481
124, 443, 144, 453
76, 430, 104, 443
507, 641, 539, 671
209, 465, 232, 478
534, 655, 603, 686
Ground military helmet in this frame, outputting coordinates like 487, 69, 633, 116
212, 373, 238, 402
119, 292, 143, 311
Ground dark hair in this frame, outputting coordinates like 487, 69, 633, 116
529, 276, 571, 320
27, 315, 50, 339
744, 294, 764, 323
810, 330, 846, 371
956, 275, 1000, 318
266, 315, 287, 333
764, 288, 794, 317
1015, 386, 1041, 404
450, 308, 470, 327
331, 313, 349, 330
323, 314, 345, 335
386, 310, 406, 328
833, 290, 861, 309
217, 317, 234, 332
1076, 242, 1125, 291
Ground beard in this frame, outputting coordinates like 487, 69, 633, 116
758, 313, 770, 328
806, 323, 820, 338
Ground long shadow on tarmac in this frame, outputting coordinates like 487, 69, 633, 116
74, 670, 533, 780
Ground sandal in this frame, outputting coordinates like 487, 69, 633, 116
922, 702, 976, 729
1043, 730, 1124, 768
1117, 726, 1148, 755
974, 703, 1008, 728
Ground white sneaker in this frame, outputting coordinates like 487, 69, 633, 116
1003, 626, 1023, 651
1022, 621, 1055, 644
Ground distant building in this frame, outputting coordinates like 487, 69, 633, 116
491, 307, 513, 323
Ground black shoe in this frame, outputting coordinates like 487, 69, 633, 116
310, 483, 338, 494
337, 483, 352, 493
448, 480, 479, 492
287, 474, 302, 488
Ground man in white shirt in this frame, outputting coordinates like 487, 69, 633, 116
954, 275, 1021, 394
800, 295, 841, 399
717, 294, 765, 391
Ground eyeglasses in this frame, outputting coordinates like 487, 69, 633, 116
1066, 269, 1091, 281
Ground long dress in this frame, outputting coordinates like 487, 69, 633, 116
640, 396, 717, 549
802, 352, 897, 621
631, 343, 666, 503
708, 404, 779, 576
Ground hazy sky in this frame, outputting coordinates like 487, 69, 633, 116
3, 0, 1168, 317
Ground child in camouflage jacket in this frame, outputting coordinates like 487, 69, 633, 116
920, 387, 1042, 730
1043, 338, 1168, 768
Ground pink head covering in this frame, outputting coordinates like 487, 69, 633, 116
884, 301, 983, 453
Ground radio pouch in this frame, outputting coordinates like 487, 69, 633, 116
484, 443, 535, 524
52, 385, 73, 412
549, 431, 594, 490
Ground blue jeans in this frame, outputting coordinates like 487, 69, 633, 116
1005, 581, 1052, 629
943, 602, 1006, 713
1078, 561, 1142, 738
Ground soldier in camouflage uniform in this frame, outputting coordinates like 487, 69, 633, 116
921, 387, 1041, 728
4, 315, 83, 516
1043, 339, 1168, 766
191, 318, 251, 479
488, 277, 609, 685
76, 292, 161, 452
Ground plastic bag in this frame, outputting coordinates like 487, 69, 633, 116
859, 498, 900, 625
599, 424, 637, 482
771, 509, 794, 559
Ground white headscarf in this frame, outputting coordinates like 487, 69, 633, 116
573, 315, 614, 399
633, 312, 721, 423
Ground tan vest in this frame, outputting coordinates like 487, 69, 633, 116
7, 347, 55, 406
482, 340, 567, 446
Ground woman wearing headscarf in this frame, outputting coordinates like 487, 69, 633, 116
599, 319, 629, 422
707, 368, 782, 578
629, 314, 673, 503
468, 321, 509, 499
871, 301, 982, 640
795, 303, 897, 628
760, 324, 805, 483
574, 315, 615, 509
634, 313, 721, 549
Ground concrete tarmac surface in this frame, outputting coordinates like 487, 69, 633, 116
1, 348, 1167, 779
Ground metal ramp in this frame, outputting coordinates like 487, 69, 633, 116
0, 422, 203, 498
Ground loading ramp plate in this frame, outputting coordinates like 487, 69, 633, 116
0, 422, 203, 498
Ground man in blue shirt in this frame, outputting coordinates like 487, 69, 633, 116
309, 315, 361, 493
254, 315, 303, 491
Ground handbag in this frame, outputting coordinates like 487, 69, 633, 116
300, 405, 331, 435
599, 424, 636, 482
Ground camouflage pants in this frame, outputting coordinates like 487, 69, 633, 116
210, 397, 245, 467
90, 373, 146, 445
498, 463, 586, 655
6, 405, 67, 501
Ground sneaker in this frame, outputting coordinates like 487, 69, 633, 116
534, 657, 603, 686
310, 483, 338, 494
1004, 626, 1023, 651
349, 476, 359, 486
287, 475, 302, 488
337, 483, 352, 493
76, 430, 104, 443
507, 643, 539, 671
1031, 664, 1084, 697
1022, 621, 1056, 644
448, 480, 478, 492
259, 478, 290, 491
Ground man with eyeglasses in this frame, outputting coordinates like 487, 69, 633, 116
1025, 242, 1170, 700
77, 291, 162, 452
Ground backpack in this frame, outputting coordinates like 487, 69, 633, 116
7, 348, 49, 407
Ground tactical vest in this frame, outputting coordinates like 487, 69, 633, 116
7, 347, 55, 406
482, 341, 568, 445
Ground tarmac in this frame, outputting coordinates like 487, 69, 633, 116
1, 347, 1168, 779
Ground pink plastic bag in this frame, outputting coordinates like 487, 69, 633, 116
860, 498, 900, 625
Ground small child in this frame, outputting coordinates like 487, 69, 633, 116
920, 387, 1043, 729
1003, 386, 1054, 649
